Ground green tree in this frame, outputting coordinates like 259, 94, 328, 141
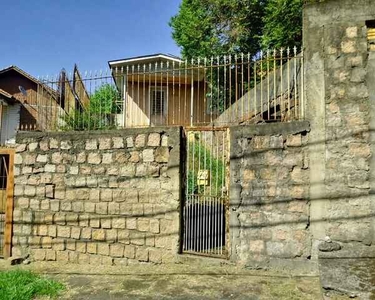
262, 0, 303, 50
169, 0, 266, 58
170, 0, 303, 58
61, 84, 121, 131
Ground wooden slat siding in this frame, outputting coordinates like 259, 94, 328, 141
2, 148, 14, 258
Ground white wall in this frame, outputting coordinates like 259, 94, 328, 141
1, 104, 20, 145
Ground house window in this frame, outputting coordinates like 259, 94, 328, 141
151, 89, 166, 115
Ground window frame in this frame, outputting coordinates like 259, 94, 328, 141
149, 87, 168, 116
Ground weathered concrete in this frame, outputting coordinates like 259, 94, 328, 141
0, 261, 323, 300
304, 0, 375, 297
230, 122, 313, 271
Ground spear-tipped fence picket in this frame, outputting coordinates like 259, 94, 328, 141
24, 48, 304, 131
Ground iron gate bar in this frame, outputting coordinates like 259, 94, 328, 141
182, 128, 230, 258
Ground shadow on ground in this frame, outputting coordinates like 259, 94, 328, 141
0, 261, 324, 300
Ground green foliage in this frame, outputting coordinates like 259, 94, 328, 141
262, 0, 303, 50
170, 0, 265, 58
170, 0, 303, 58
187, 134, 226, 196
0, 270, 65, 300
60, 84, 121, 131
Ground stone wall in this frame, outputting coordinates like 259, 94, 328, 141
12, 127, 181, 265
304, 0, 375, 260
230, 122, 311, 268
304, 0, 375, 296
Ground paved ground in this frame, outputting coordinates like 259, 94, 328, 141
0, 260, 326, 300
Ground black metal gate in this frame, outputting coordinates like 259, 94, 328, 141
182, 128, 229, 257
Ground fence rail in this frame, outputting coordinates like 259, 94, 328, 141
25, 48, 304, 131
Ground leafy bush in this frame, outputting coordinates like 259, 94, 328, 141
60, 83, 121, 131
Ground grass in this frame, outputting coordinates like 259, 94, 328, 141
0, 269, 65, 300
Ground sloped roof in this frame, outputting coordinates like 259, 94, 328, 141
0, 88, 16, 104
0, 65, 42, 85
108, 53, 182, 67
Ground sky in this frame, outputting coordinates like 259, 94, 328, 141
0, 0, 182, 77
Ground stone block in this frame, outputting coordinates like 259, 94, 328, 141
150, 219, 160, 234
155, 147, 169, 163
341, 40, 356, 53
130, 231, 145, 246
56, 251, 69, 261
124, 245, 135, 259
101, 256, 114, 265
76, 152, 86, 163
98, 243, 110, 255
118, 230, 130, 244
50, 200, 60, 212
101, 218, 112, 229
85, 139, 98, 150
286, 134, 302, 147
36, 154, 48, 163
137, 218, 150, 232
81, 227, 92, 240
57, 226, 71, 238
69, 251, 79, 263
101, 189, 113, 202
110, 244, 124, 257
129, 151, 140, 163
113, 137, 124, 149
92, 229, 106, 241
89, 189, 100, 202
132, 203, 144, 216
71, 227, 81, 239
45, 164, 56, 173
99, 138, 111, 150
161, 135, 168, 147
120, 164, 136, 177
112, 218, 126, 229
349, 143, 371, 157
108, 202, 120, 214
136, 247, 149, 262
90, 218, 100, 228
88, 153, 101, 164
148, 133, 160, 147
149, 248, 162, 264
107, 167, 119, 176
76, 242, 87, 253
52, 237, 65, 251
87, 242, 97, 254
60, 140, 72, 150
41, 236, 52, 249
86, 176, 98, 188
106, 229, 117, 242
96, 203, 108, 215
136, 164, 147, 177
32, 249, 46, 261
30, 198, 39, 209
102, 153, 113, 164
126, 218, 137, 230
142, 149, 154, 162
78, 253, 90, 264
126, 137, 134, 148
16, 143, 27, 153
24, 185, 36, 197
346, 26, 358, 38
249, 240, 265, 253
61, 201, 72, 212
135, 134, 146, 148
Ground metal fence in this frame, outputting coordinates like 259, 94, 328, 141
29, 48, 304, 131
